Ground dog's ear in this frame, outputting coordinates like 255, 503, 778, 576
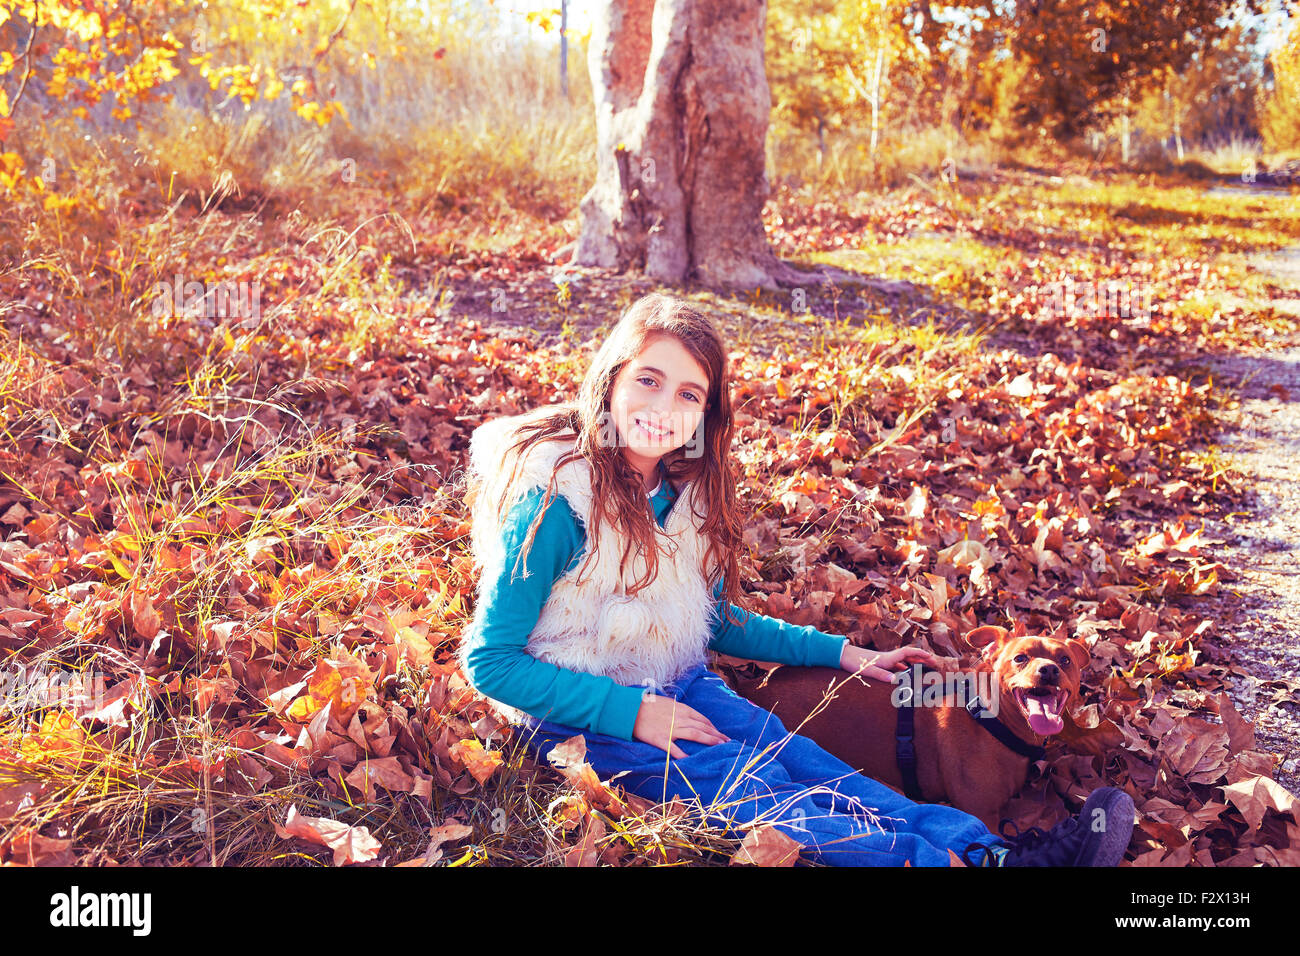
1065, 639, 1092, 673
965, 626, 1010, 658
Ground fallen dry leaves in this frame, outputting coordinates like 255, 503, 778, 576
1, 171, 1297, 866
273, 804, 382, 866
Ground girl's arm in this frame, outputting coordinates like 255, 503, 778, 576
706, 578, 849, 668
462, 486, 646, 741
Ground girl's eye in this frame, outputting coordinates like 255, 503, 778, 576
638, 377, 702, 403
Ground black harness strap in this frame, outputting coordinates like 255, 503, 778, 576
894, 667, 1047, 799
894, 666, 923, 800
963, 694, 1047, 761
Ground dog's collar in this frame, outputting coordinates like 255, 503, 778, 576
962, 683, 1048, 762
894, 667, 1048, 802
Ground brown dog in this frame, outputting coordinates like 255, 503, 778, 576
730, 626, 1090, 829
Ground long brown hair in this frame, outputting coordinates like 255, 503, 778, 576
470, 292, 747, 628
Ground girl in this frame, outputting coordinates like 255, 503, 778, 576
459, 293, 1133, 866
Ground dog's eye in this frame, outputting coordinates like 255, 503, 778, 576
1014, 654, 1029, 664
1058, 656, 1071, 668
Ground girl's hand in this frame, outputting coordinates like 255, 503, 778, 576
633, 695, 730, 759
839, 644, 937, 683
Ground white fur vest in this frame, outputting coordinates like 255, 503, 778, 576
462, 405, 719, 698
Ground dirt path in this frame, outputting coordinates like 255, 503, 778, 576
1186, 240, 1300, 798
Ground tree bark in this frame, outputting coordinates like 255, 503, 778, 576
572, 0, 820, 291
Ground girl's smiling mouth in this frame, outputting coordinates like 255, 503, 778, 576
635, 417, 673, 439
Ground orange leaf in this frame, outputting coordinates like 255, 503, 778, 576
396, 822, 472, 867
1220, 775, 1299, 833
343, 756, 415, 801
130, 589, 160, 640
730, 824, 802, 866
563, 811, 606, 867
273, 804, 382, 866
5, 829, 77, 865
18, 711, 95, 768
449, 738, 502, 785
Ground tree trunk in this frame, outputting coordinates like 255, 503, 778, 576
560, 0, 569, 99
869, 45, 884, 156
572, 0, 818, 291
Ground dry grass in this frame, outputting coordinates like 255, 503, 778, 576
4, 3, 1299, 869
770, 122, 1001, 194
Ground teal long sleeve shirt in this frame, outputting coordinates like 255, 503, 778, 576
461, 472, 849, 741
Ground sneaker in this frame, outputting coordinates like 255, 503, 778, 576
959, 842, 1008, 867
998, 787, 1135, 867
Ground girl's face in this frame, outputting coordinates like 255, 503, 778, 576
608, 334, 710, 479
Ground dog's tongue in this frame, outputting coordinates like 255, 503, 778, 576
1024, 693, 1064, 735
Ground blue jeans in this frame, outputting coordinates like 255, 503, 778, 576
520, 663, 1005, 866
